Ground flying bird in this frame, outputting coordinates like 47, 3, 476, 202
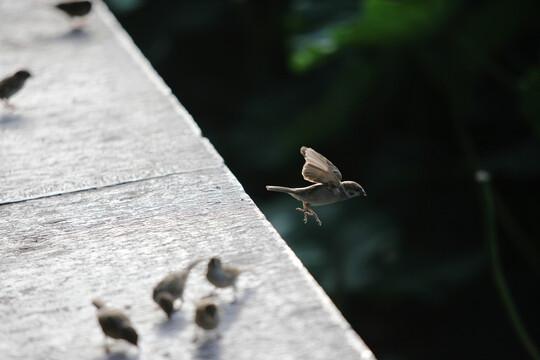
266, 146, 366, 226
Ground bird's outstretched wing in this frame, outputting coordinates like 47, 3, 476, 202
300, 146, 342, 187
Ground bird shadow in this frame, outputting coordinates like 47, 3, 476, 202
0, 113, 24, 128
33, 27, 92, 45
194, 336, 222, 360
102, 348, 139, 360
219, 288, 254, 333
155, 309, 189, 337
57, 27, 92, 41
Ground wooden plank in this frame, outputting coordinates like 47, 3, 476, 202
0, 1, 376, 359
0, 168, 374, 360
0, 0, 220, 204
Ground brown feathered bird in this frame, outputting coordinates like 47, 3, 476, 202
92, 299, 138, 351
266, 146, 366, 225
206, 257, 242, 302
195, 301, 221, 330
0, 70, 31, 109
193, 300, 222, 342
153, 259, 202, 318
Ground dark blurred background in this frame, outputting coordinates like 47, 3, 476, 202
103, 0, 540, 358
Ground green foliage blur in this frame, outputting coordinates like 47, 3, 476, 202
105, 0, 540, 358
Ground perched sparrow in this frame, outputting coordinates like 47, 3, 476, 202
92, 299, 138, 351
0, 70, 31, 109
55, 1, 92, 17
206, 257, 241, 301
193, 300, 221, 342
266, 146, 366, 226
153, 259, 202, 318
55, 1, 92, 27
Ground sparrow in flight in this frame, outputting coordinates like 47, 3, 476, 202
266, 146, 366, 226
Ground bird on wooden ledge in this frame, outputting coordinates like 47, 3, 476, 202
193, 299, 222, 342
266, 146, 366, 226
55, 1, 92, 28
153, 258, 202, 318
92, 299, 138, 353
0, 69, 31, 109
206, 257, 242, 302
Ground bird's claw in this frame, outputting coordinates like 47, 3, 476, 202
306, 208, 322, 226
312, 212, 322, 226
296, 207, 309, 223
296, 204, 322, 225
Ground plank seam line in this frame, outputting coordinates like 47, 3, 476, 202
0, 164, 225, 206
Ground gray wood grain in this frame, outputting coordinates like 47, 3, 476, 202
0, 0, 220, 204
0, 1, 376, 359
0, 168, 374, 360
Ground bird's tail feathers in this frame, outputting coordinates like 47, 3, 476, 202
186, 258, 204, 272
266, 185, 294, 194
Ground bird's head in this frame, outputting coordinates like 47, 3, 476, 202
204, 303, 218, 317
342, 181, 367, 198
15, 70, 31, 80
208, 257, 222, 270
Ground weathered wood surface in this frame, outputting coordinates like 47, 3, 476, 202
0, 1, 375, 359
0, 0, 218, 204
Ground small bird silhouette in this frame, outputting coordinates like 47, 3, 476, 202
153, 259, 202, 318
92, 299, 138, 352
266, 146, 366, 225
55, 1, 92, 27
0, 70, 31, 109
193, 300, 222, 342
